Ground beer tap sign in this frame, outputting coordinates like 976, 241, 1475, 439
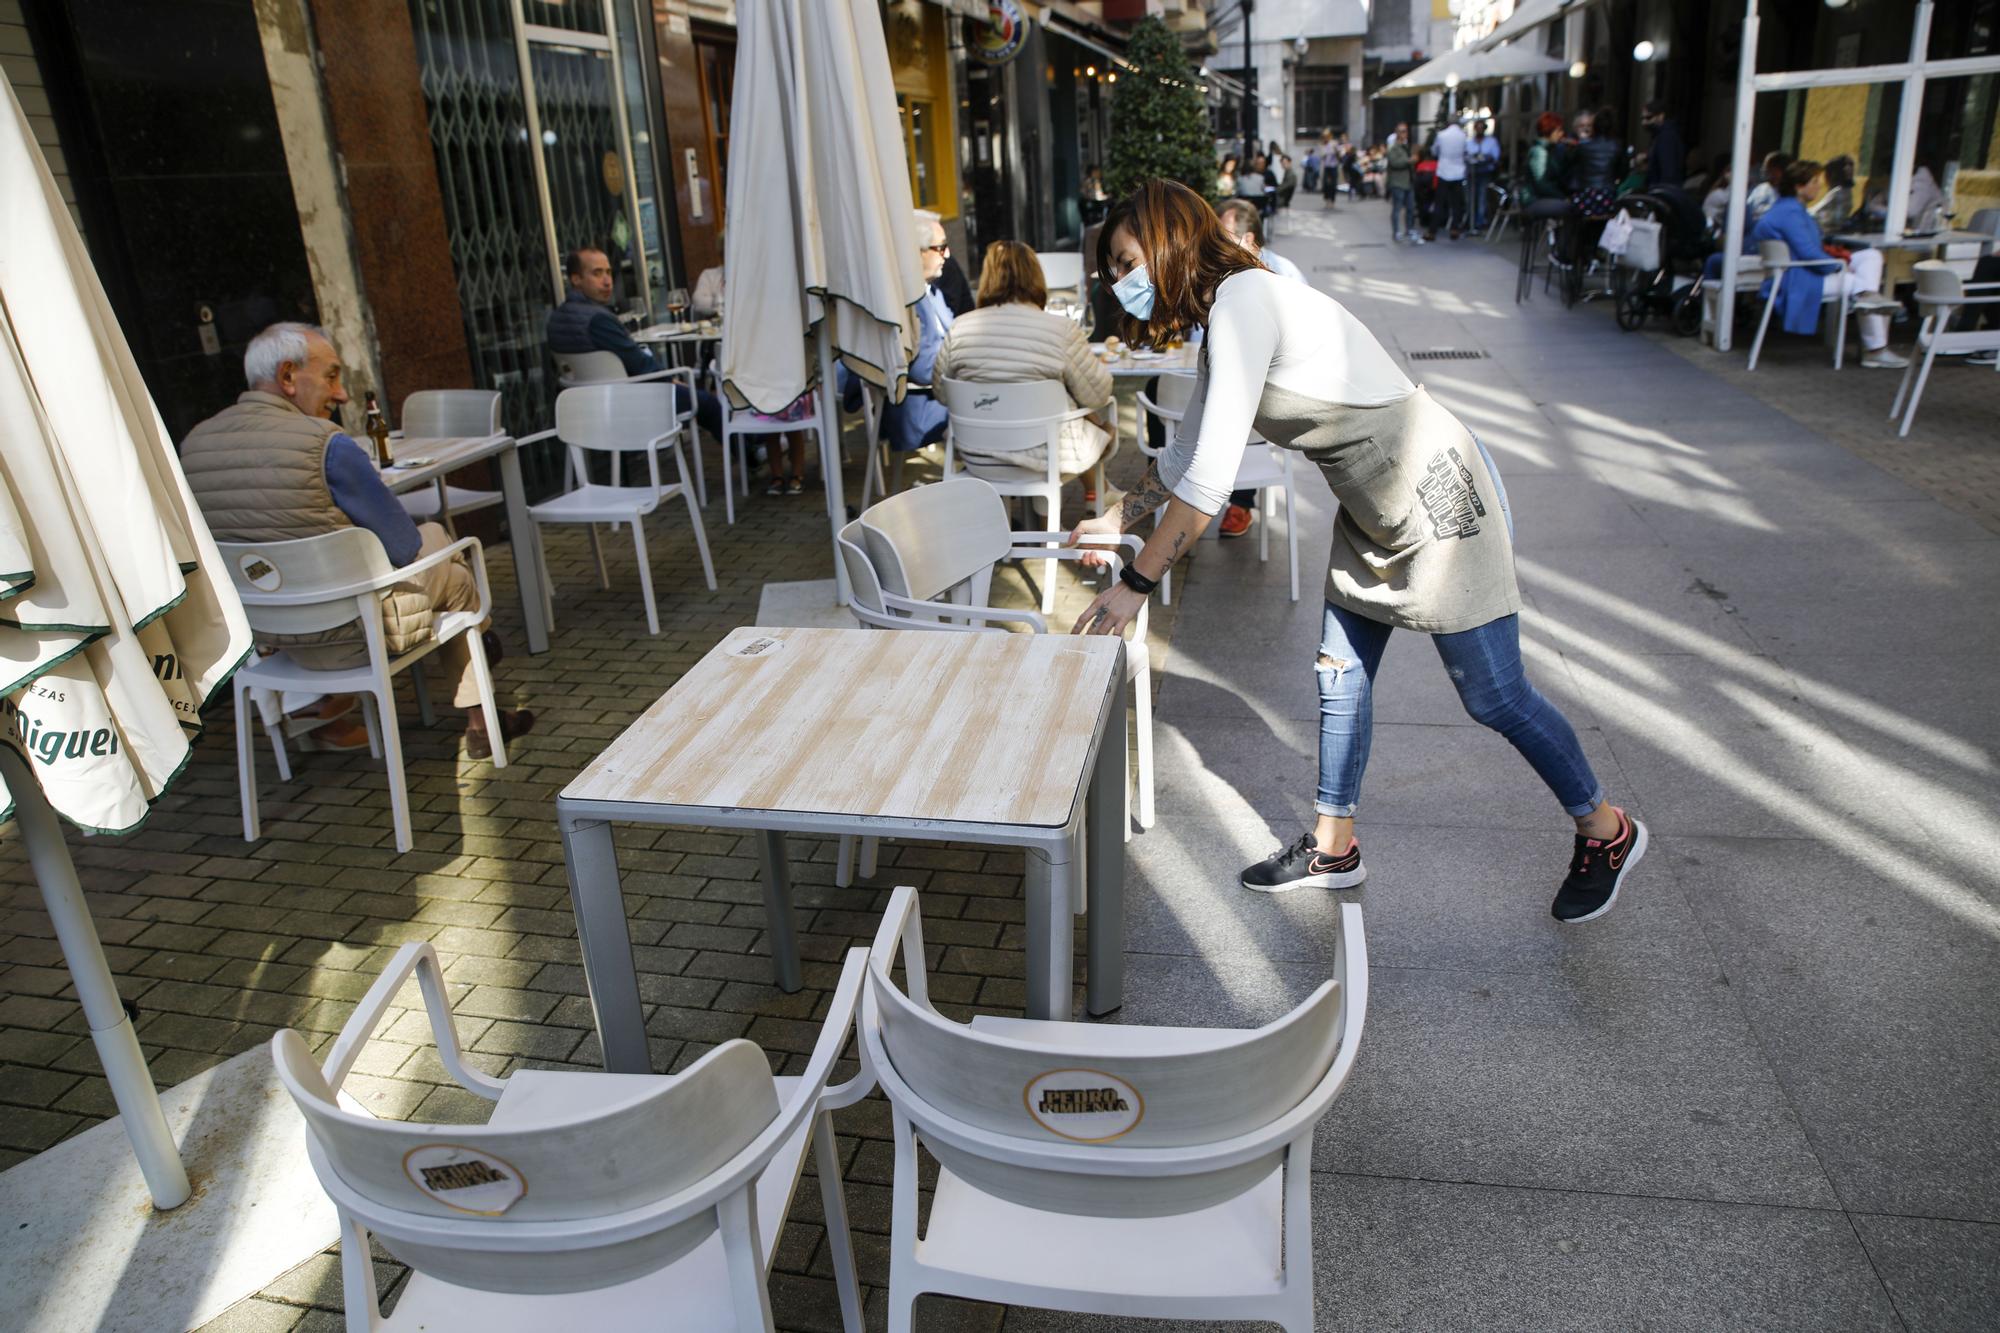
0, 71, 253, 1209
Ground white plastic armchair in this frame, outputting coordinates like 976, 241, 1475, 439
1891, 260, 2000, 437
554, 353, 708, 504
1746, 237, 1894, 371
935, 377, 1109, 615
219, 527, 505, 853
860, 886, 1367, 1333
273, 940, 874, 1332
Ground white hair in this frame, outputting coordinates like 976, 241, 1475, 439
243, 321, 327, 388
911, 208, 943, 251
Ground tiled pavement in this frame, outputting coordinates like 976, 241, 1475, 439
7, 199, 2000, 1332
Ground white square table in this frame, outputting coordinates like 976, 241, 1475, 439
557, 625, 1128, 1074
379, 432, 550, 654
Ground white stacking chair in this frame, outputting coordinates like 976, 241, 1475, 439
554, 350, 708, 507
219, 528, 506, 853
1137, 373, 1300, 602
273, 940, 872, 1332
1890, 259, 2000, 437
1746, 238, 1900, 372
1035, 250, 1086, 302
849, 476, 1154, 832
715, 368, 830, 526
861, 885, 1367, 1333
936, 377, 1108, 616
529, 384, 716, 637
397, 389, 505, 536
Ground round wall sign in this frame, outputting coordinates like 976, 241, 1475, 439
972, 0, 1029, 66
401, 1143, 527, 1216
1023, 1067, 1144, 1142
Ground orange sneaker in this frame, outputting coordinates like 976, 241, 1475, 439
1218, 504, 1255, 539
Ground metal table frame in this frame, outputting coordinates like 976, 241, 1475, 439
555, 644, 1128, 1075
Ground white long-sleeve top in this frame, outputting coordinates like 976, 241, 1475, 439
1163, 268, 1413, 516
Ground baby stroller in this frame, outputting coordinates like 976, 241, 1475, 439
1607, 186, 1711, 333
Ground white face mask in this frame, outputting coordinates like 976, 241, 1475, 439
1112, 262, 1156, 320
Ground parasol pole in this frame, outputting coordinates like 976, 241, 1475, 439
0, 746, 188, 1208
815, 321, 852, 605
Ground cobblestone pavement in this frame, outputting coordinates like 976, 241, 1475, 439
0, 409, 1188, 1332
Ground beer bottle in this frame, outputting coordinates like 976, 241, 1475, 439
363, 392, 392, 468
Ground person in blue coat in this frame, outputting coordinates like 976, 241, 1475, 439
881, 209, 955, 453
1750, 160, 1904, 369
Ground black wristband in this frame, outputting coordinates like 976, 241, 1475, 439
1118, 563, 1159, 596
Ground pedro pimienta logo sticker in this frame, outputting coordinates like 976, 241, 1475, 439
401, 1144, 527, 1216
237, 551, 282, 591
1023, 1068, 1144, 1143
729, 635, 785, 659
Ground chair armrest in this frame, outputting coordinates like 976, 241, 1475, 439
319, 941, 506, 1100
383, 535, 493, 625
518, 428, 558, 446
882, 591, 1047, 633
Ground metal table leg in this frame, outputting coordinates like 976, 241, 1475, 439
755, 830, 803, 992
1085, 686, 1127, 1016
1023, 842, 1075, 1020
559, 812, 649, 1072
497, 444, 549, 654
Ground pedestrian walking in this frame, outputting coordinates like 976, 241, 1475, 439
1385, 123, 1416, 241
1072, 180, 1648, 924
1433, 115, 1470, 238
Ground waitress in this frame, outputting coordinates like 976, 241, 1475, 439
1070, 180, 1645, 923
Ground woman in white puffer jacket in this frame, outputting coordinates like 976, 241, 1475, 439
933, 240, 1116, 483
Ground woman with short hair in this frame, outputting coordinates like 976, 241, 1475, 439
932, 239, 1115, 485
1069, 180, 1646, 923
1752, 159, 1905, 369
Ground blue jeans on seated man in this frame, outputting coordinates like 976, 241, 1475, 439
1313, 604, 1605, 818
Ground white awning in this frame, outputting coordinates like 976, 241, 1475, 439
1374, 42, 1566, 98
1471, 0, 1600, 55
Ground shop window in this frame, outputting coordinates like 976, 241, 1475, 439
900, 94, 938, 208
1294, 65, 1349, 138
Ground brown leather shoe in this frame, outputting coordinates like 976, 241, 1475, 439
289, 694, 357, 724
305, 717, 372, 751
464, 709, 534, 761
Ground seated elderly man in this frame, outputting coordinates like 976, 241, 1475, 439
546, 246, 723, 441
180, 323, 532, 759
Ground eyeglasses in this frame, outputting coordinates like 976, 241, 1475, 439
923, 242, 950, 254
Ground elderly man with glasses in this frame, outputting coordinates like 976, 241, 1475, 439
878, 209, 956, 455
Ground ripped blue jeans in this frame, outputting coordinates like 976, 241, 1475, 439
1313, 605, 1605, 818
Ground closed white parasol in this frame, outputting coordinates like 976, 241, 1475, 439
720, 0, 924, 598
0, 71, 253, 1206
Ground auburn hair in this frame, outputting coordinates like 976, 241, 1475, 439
974, 239, 1048, 309
1534, 111, 1565, 137
1095, 179, 1263, 345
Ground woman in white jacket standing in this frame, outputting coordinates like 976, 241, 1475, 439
933, 240, 1116, 487
1069, 180, 1646, 924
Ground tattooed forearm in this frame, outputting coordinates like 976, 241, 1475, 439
1168, 530, 1188, 560
1117, 462, 1174, 531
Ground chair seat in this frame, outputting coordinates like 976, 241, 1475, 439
1850, 292, 1901, 311
401, 484, 505, 519
916, 1159, 1284, 1304
530, 483, 669, 524
233, 611, 482, 693
1231, 445, 1289, 490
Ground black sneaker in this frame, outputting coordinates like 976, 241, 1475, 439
1551, 808, 1648, 923
1241, 833, 1367, 893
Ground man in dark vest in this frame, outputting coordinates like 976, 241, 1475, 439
545, 247, 723, 441
180, 323, 532, 760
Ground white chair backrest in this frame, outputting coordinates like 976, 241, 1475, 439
1151, 371, 1196, 415
556, 349, 630, 385
936, 377, 1072, 458
865, 888, 1360, 1216
273, 1031, 779, 1291
1037, 251, 1085, 293
401, 389, 502, 439
555, 383, 680, 455
1968, 208, 2000, 240
1756, 238, 1792, 269
1913, 259, 1963, 305
838, 517, 894, 625
215, 529, 397, 637
858, 476, 1012, 604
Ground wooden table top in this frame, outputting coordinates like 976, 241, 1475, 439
380, 433, 510, 493
562, 626, 1123, 828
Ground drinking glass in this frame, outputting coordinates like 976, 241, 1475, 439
666, 286, 690, 323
